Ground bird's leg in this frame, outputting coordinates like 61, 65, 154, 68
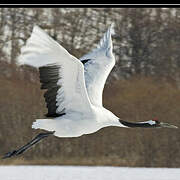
2, 131, 55, 159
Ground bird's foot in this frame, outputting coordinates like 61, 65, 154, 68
2, 150, 18, 159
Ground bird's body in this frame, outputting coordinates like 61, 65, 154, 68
2, 24, 177, 159
32, 106, 124, 137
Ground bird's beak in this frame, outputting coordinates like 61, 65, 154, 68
159, 122, 178, 129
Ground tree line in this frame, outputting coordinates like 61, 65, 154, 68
1, 8, 180, 82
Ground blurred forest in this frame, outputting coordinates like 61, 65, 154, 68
0, 7, 180, 167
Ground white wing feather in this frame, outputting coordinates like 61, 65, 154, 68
80, 25, 115, 107
18, 26, 92, 114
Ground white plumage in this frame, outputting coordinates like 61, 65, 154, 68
80, 26, 115, 107
18, 25, 178, 138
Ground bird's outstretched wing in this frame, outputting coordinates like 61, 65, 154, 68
18, 26, 92, 117
80, 25, 115, 107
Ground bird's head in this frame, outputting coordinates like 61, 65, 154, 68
151, 117, 178, 129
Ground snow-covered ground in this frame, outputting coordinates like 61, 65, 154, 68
0, 166, 180, 180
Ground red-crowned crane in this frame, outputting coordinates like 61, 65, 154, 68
3, 25, 178, 159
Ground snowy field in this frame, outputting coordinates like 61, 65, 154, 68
0, 166, 180, 180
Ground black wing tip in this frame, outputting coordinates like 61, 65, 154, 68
81, 59, 91, 65
45, 112, 65, 118
39, 64, 65, 119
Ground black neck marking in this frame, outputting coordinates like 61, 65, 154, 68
81, 59, 91, 65
119, 119, 158, 128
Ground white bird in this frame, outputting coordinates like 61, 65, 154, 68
3, 25, 177, 159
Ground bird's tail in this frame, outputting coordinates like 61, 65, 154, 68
32, 119, 56, 132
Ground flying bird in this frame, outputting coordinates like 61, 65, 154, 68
3, 25, 178, 159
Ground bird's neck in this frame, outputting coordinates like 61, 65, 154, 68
119, 119, 156, 128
